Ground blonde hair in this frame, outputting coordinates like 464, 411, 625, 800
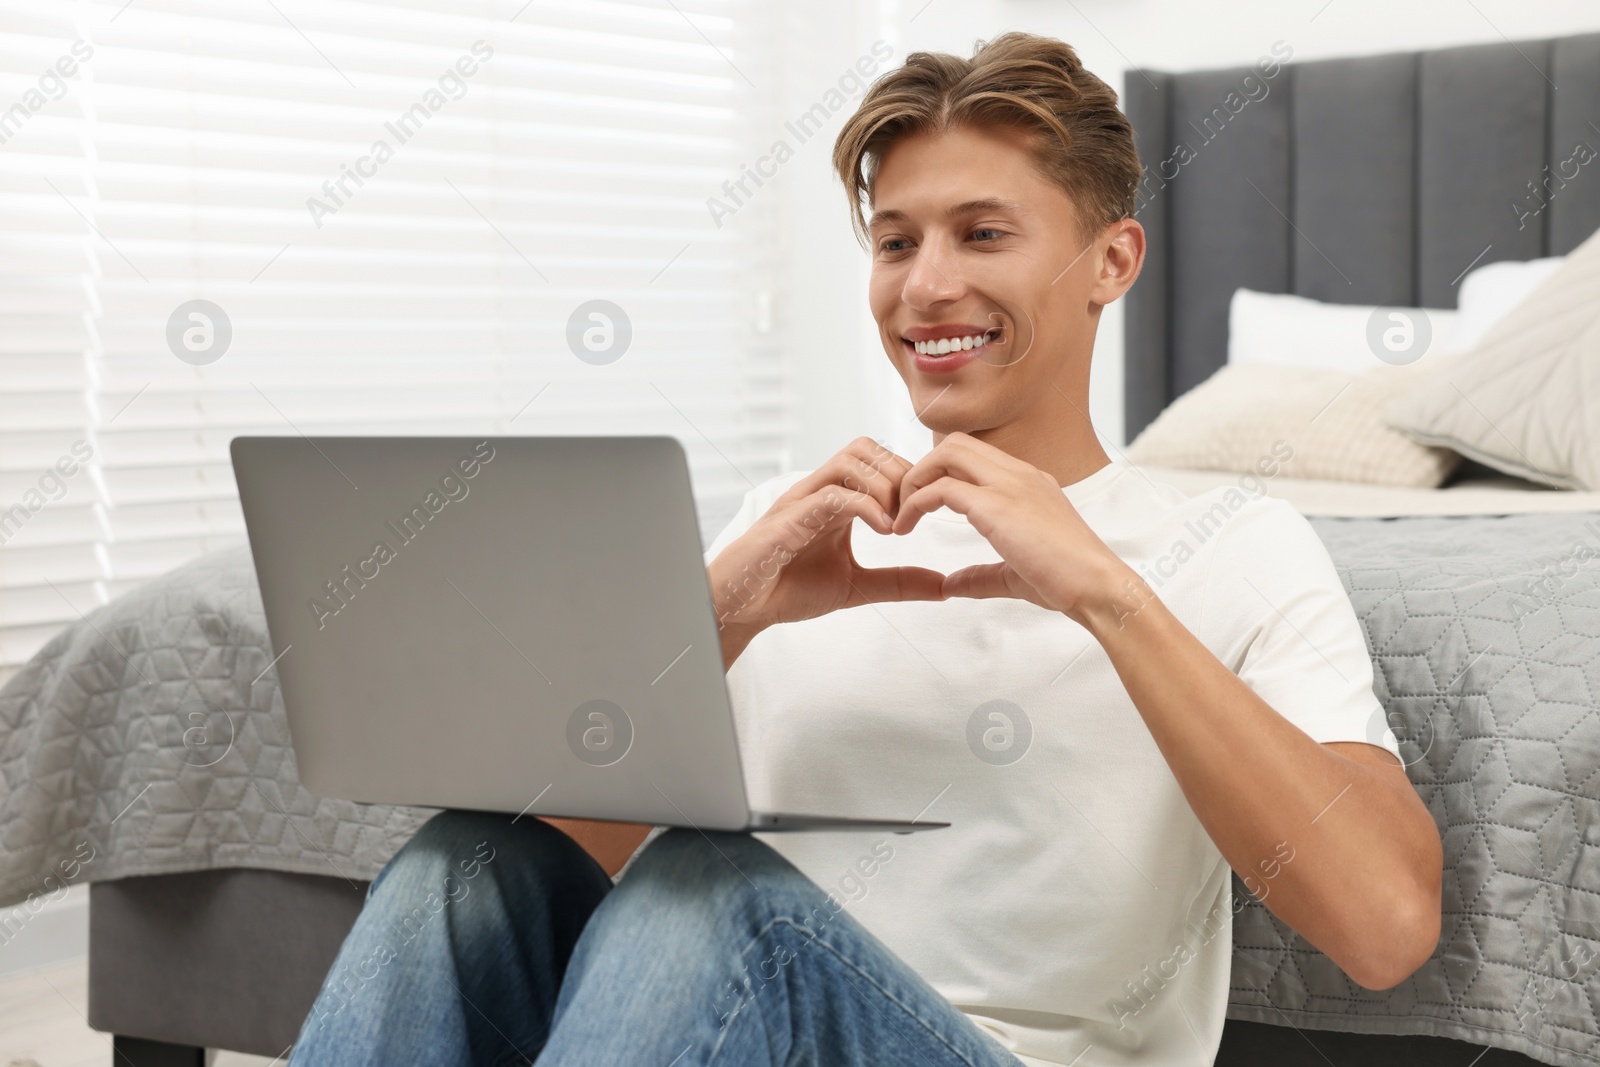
832, 32, 1141, 244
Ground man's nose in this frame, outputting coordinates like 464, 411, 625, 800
902, 240, 965, 309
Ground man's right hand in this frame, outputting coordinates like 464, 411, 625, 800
706, 437, 949, 668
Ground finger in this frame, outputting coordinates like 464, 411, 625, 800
836, 443, 909, 518
892, 475, 985, 536
846, 438, 917, 515
898, 433, 1010, 513
941, 562, 1020, 601
935, 429, 1020, 467
774, 484, 893, 545
779, 437, 911, 518
847, 565, 948, 606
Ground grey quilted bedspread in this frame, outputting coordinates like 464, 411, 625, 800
4, 512, 1600, 1064
0, 546, 437, 905
1226, 512, 1600, 1066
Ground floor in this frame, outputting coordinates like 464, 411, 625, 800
0, 960, 275, 1067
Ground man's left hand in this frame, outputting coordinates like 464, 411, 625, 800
892, 431, 1135, 624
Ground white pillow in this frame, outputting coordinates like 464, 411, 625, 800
1452, 255, 1566, 352
1228, 288, 1461, 374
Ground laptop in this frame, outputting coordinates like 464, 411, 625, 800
231, 435, 946, 835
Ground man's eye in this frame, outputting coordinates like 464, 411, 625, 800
971, 228, 1004, 242
879, 237, 911, 253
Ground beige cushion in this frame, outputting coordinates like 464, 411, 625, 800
1385, 226, 1600, 489
1126, 361, 1461, 488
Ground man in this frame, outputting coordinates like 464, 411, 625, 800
290, 31, 1442, 1067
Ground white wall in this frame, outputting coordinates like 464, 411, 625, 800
762, 1, 903, 470
780, 0, 1600, 460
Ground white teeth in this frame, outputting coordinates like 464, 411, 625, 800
912, 334, 991, 355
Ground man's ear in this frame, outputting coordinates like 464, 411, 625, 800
1088, 217, 1145, 305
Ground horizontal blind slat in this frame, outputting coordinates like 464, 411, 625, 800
0, 0, 783, 671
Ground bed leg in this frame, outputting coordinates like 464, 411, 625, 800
110, 1036, 211, 1066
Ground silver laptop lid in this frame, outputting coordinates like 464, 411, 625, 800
231, 435, 753, 831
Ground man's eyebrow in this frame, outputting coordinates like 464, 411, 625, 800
867, 198, 1030, 229
947, 197, 1029, 218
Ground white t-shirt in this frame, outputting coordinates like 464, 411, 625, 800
701, 459, 1399, 1067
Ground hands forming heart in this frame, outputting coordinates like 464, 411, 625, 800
706, 433, 1134, 650
891, 431, 1131, 620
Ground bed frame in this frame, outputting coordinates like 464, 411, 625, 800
88, 870, 367, 1063
1123, 31, 1600, 441
83, 872, 1548, 1066
87, 28, 1600, 1067
1115, 28, 1600, 1066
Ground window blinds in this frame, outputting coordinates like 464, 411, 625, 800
0, 0, 787, 672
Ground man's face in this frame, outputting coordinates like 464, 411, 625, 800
866, 122, 1130, 435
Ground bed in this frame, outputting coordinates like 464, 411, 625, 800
1119, 25, 1600, 1067
6, 475, 1598, 1066
0, 27, 1598, 1067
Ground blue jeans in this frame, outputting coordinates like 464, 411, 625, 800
288, 810, 1025, 1066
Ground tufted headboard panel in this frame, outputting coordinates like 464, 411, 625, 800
1122, 32, 1600, 440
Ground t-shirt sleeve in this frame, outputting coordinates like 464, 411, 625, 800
1199, 497, 1401, 763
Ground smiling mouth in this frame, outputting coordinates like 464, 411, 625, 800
906, 327, 1003, 356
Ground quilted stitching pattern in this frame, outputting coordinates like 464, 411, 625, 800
0, 546, 436, 906
1228, 512, 1600, 1067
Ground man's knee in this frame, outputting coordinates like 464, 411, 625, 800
606, 828, 823, 923
626, 827, 780, 880
381, 810, 604, 901
408, 808, 534, 854
562, 829, 836, 1019
384, 810, 499, 881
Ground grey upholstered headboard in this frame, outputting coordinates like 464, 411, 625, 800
1122, 32, 1600, 440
